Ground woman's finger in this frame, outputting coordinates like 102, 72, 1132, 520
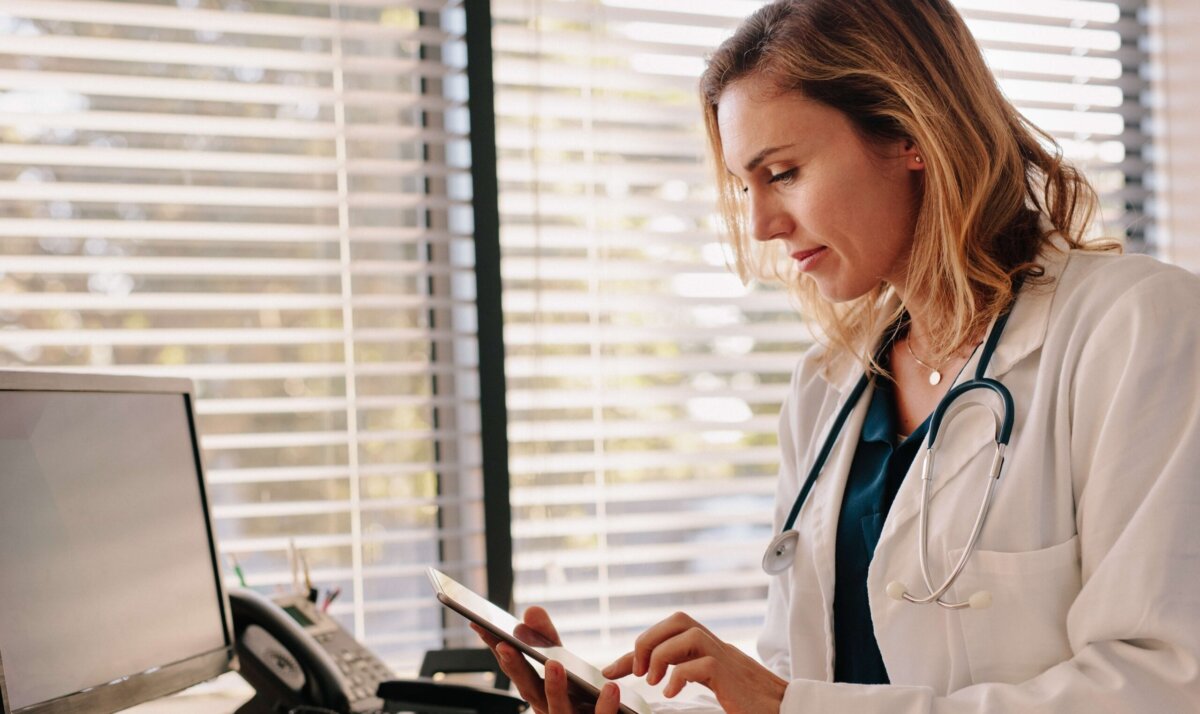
601, 651, 635, 679
595, 682, 622, 714
629, 611, 706, 676
661, 656, 719, 699
470, 622, 502, 649
644, 626, 717, 686
523, 606, 563, 645
542, 660, 574, 714
495, 642, 549, 712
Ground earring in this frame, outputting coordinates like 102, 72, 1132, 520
914, 155, 924, 164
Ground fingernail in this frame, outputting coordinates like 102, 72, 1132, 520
497, 646, 511, 662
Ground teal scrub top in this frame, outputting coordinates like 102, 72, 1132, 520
832, 370, 930, 684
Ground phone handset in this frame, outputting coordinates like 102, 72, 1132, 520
228, 588, 352, 714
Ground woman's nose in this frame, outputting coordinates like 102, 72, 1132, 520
749, 191, 792, 243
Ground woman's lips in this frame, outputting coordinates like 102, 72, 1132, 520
791, 247, 827, 271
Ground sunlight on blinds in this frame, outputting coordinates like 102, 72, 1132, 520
494, 0, 1149, 665
0, 0, 481, 673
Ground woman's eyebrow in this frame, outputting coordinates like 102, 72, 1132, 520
743, 144, 796, 172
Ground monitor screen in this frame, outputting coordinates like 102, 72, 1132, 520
0, 376, 234, 712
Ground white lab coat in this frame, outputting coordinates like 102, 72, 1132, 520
656, 244, 1200, 713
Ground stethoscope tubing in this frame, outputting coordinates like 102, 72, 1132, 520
766, 303, 1020, 605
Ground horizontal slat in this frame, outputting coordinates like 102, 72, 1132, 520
495, 89, 699, 126
0, 255, 467, 277
504, 322, 806, 345
513, 537, 770, 570
0, 70, 459, 110
218, 526, 484, 557
0, 145, 465, 177
509, 445, 781, 476
983, 48, 1122, 79
507, 415, 780, 443
506, 384, 792, 411
203, 425, 470, 450
205, 460, 481, 485
510, 476, 776, 507
505, 353, 798, 377
8, 361, 474, 380
498, 158, 709, 187
536, 0, 1124, 27
0, 34, 456, 77
496, 124, 701, 159
545, 598, 768, 639
0, 218, 464, 243
954, 0, 1120, 23
0, 327, 470, 347
513, 507, 772, 541
492, 0, 747, 31
499, 226, 723, 249
2, 181, 460, 209
515, 568, 771, 604
0, 109, 455, 143
503, 290, 797, 314
212, 494, 480, 520
500, 258, 731, 281
197, 394, 466, 416
2, 0, 460, 42
0, 293, 469, 312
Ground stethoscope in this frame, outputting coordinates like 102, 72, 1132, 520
762, 307, 1016, 611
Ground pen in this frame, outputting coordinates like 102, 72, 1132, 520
227, 553, 247, 588
322, 586, 341, 613
300, 552, 318, 603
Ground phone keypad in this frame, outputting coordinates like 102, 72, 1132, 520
318, 629, 393, 710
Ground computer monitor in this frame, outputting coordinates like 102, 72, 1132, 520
0, 371, 236, 713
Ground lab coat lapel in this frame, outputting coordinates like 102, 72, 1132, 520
806, 376, 875, 679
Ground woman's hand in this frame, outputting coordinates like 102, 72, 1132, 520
470, 606, 622, 714
602, 611, 787, 714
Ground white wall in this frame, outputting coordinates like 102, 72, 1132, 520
1152, 0, 1200, 270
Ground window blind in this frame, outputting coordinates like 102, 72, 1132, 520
492, 0, 1150, 665
0, 0, 482, 674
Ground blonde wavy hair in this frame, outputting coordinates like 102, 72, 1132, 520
700, 0, 1116, 368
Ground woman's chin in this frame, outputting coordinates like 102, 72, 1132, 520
810, 278, 866, 304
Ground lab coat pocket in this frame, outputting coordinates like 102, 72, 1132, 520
949, 535, 1081, 685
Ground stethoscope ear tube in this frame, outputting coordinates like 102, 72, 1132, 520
927, 378, 1015, 447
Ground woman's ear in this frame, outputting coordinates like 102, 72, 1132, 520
903, 139, 925, 171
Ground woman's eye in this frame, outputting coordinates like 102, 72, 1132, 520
768, 168, 798, 185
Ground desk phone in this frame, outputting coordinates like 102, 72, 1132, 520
229, 588, 390, 714
229, 588, 526, 714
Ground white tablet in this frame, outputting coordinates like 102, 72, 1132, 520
427, 567, 651, 714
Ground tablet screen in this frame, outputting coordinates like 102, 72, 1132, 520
427, 568, 651, 714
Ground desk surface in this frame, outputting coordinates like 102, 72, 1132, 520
122, 673, 252, 714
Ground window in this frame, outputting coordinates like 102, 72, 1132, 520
492, 0, 1151, 663
0, 0, 482, 673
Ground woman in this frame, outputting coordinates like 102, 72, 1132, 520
475, 1, 1200, 712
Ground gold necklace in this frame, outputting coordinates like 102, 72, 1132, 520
905, 337, 948, 386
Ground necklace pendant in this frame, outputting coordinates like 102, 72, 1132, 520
928, 370, 942, 386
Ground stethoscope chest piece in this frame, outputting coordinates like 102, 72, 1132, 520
762, 529, 800, 575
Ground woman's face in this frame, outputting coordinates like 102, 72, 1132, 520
717, 73, 924, 303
